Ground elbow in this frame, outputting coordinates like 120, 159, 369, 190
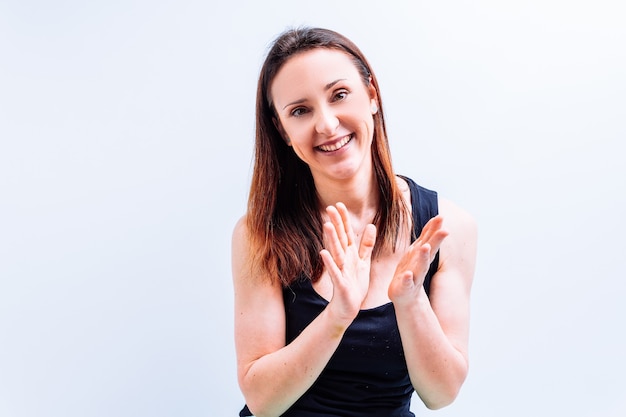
245, 403, 271, 417
240, 393, 275, 417
422, 380, 464, 410
239, 385, 269, 417
239, 379, 281, 417
238, 361, 296, 417
420, 362, 468, 410
423, 386, 460, 410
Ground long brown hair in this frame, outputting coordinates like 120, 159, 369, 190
247, 27, 408, 286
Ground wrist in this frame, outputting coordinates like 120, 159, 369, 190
393, 286, 430, 315
322, 304, 354, 338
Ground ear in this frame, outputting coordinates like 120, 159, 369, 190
272, 116, 291, 146
367, 79, 378, 115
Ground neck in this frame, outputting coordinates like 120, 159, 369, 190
314, 168, 380, 222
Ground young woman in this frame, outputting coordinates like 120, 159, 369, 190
232, 27, 477, 417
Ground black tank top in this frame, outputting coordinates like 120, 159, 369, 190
240, 177, 438, 417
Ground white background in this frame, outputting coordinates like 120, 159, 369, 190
1, 1, 625, 416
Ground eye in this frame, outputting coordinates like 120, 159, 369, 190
290, 107, 308, 117
333, 89, 349, 102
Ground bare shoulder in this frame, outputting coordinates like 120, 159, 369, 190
436, 197, 478, 288
438, 197, 477, 250
231, 213, 277, 287
231, 215, 253, 283
231, 211, 281, 296
232, 214, 252, 254
231, 215, 251, 266
231, 214, 283, 310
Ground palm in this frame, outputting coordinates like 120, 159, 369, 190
319, 203, 376, 322
388, 215, 448, 307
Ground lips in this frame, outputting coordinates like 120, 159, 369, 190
316, 134, 353, 152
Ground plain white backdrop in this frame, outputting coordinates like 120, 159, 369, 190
1, 1, 625, 416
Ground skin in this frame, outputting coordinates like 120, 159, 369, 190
232, 48, 478, 417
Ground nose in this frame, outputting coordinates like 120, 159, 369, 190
314, 105, 339, 136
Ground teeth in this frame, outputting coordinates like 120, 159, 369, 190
318, 135, 352, 152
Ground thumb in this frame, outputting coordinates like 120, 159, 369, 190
399, 270, 415, 288
358, 224, 377, 260
413, 243, 432, 278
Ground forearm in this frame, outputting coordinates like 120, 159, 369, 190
394, 290, 469, 409
239, 307, 349, 417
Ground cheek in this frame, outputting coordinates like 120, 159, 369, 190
283, 121, 311, 143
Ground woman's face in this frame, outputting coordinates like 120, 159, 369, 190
270, 48, 378, 183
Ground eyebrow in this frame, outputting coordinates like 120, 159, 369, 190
282, 78, 346, 110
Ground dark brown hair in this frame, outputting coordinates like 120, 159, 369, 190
247, 27, 408, 286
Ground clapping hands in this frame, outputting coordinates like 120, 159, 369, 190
320, 204, 448, 320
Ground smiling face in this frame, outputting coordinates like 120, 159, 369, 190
270, 48, 379, 183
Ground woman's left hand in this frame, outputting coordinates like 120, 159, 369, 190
388, 215, 448, 307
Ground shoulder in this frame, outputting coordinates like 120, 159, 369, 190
231, 215, 282, 305
232, 214, 280, 289
232, 214, 250, 249
231, 214, 251, 267
438, 197, 477, 235
437, 197, 477, 286
231, 214, 257, 284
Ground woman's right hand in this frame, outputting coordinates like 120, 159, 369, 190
320, 203, 377, 325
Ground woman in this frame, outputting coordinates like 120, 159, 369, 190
232, 27, 477, 417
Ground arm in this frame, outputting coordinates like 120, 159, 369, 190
232, 206, 376, 417
388, 198, 477, 409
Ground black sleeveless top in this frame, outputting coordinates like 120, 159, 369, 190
240, 177, 439, 417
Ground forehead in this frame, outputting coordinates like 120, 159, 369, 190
270, 48, 362, 105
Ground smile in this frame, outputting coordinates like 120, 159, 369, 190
317, 134, 353, 152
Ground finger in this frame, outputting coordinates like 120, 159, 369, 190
320, 249, 343, 280
411, 243, 432, 280
421, 217, 448, 262
416, 215, 444, 244
412, 216, 446, 256
326, 205, 349, 249
323, 221, 346, 268
335, 202, 355, 247
427, 228, 449, 259
397, 241, 432, 282
358, 224, 377, 260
